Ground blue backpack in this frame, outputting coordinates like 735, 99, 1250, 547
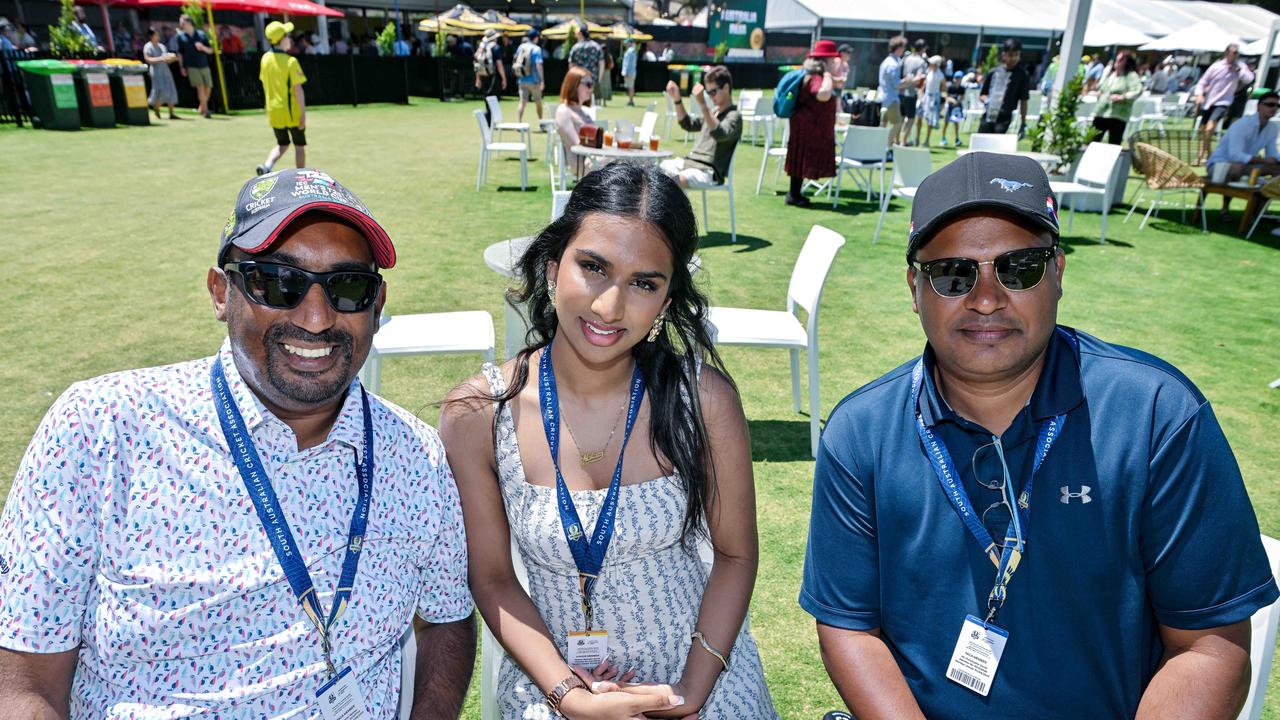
773, 69, 806, 118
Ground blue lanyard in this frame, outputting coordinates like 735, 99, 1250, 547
210, 361, 373, 677
910, 328, 1077, 623
538, 344, 645, 630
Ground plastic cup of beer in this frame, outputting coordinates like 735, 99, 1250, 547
649, 135, 660, 151
1249, 168, 1262, 186
618, 137, 632, 150
604, 130, 614, 147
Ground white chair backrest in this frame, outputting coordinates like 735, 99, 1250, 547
1074, 141, 1123, 187
968, 133, 1017, 152
840, 125, 891, 162
584, 105, 598, 121
762, 115, 791, 151
1239, 535, 1280, 720
1245, 98, 1259, 116
787, 225, 847, 318
689, 97, 703, 119
1129, 96, 1156, 119
890, 145, 933, 189
474, 109, 493, 145
1027, 92, 1043, 116
739, 89, 762, 115
665, 94, 676, 115
640, 111, 658, 138
964, 87, 980, 109
866, 88, 878, 102
485, 95, 504, 125
551, 190, 572, 221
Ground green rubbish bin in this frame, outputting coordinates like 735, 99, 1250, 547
69, 60, 116, 129
15, 59, 81, 131
105, 60, 150, 126
667, 64, 705, 96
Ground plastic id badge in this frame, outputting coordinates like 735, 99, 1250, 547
315, 666, 370, 720
945, 615, 1008, 697
566, 630, 609, 668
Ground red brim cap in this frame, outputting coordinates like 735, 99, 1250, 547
236, 201, 396, 269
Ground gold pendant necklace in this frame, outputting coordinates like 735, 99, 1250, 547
562, 395, 629, 468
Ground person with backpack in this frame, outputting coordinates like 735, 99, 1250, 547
783, 40, 839, 207
514, 29, 544, 124
474, 29, 508, 127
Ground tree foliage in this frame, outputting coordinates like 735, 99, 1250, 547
1028, 71, 1099, 172
49, 0, 93, 55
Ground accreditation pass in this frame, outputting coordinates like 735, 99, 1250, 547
945, 615, 1008, 697
316, 667, 370, 720
566, 630, 609, 668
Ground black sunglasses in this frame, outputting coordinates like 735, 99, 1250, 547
911, 246, 1057, 298
223, 261, 382, 313
1261, 101, 1280, 108
706, 87, 720, 97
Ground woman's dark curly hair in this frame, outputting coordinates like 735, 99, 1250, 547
493, 162, 728, 542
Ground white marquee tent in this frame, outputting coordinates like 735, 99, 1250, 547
765, 0, 1278, 44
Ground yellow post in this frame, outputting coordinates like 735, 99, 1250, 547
206, 0, 231, 115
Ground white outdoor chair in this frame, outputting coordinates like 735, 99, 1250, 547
396, 623, 416, 720
663, 93, 678, 139
540, 118, 557, 165
1245, 177, 1280, 240
638, 110, 658, 142
1024, 90, 1043, 130
1049, 141, 1124, 244
1129, 97, 1167, 138
967, 132, 1018, 153
961, 88, 984, 133
707, 225, 846, 458
360, 310, 497, 393
474, 109, 528, 192
551, 190, 572, 221
872, 145, 933, 244
738, 89, 766, 144
682, 96, 702, 142
755, 115, 790, 194
485, 96, 531, 146
831, 125, 890, 207
687, 153, 737, 243
1238, 534, 1280, 720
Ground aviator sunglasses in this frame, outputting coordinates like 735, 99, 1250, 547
911, 246, 1058, 298
223, 261, 382, 313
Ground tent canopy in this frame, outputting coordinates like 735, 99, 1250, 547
1138, 20, 1240, 53
1082, 20, 1152, 48
766, 0, 1278, 43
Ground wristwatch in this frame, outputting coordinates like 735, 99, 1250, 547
545, 673, 589, 717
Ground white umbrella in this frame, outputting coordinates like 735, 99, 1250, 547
1083, 21, 1153, 48
1138, 20, 1241, 54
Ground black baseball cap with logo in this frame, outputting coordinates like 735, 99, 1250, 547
218, 168, 397, 268
907, 152, 1060, 261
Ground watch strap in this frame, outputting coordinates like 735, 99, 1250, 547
545, 673, 589, 716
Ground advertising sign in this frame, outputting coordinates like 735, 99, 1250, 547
709, 0, 767, 61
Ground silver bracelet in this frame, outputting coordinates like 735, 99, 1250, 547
691, 630, 729, 672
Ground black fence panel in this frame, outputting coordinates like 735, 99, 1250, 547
0, 48, 32, 126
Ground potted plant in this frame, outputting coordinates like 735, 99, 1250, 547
1028, 72, 1098, 177
49, 0, 93, 55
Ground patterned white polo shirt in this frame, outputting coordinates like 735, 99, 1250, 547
0, 341, 471, 717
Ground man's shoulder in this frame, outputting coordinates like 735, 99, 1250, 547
56, 356, 212, 421
1073, 329, 1206, 409
366, 391, 445, 453
827, 357, 917, 427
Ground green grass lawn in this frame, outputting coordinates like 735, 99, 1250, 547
1, 94, 1278, 717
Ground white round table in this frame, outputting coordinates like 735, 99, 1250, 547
570, 145, 674, 164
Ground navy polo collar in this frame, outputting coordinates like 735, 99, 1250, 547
918, 325, 1085, 429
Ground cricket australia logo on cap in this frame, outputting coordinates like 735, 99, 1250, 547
990, 178, 1033, 192
223, 209, 236, 239
245, 177, 278, 215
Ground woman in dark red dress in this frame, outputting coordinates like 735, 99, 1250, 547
785, 40, 839, 207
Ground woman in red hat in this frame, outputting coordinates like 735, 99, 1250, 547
784, 39, 840, 207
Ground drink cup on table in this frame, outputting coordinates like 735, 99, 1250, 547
1249, 168, 1261, 186
604, 129, 614, 146
649, 135, 660, 151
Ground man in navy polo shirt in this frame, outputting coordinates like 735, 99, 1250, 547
801, 152, 1278, 719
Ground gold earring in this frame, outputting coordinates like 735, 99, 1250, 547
647, 313, 665, 343
547, 280, 557, 306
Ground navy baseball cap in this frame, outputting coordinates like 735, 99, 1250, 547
907, 152, 1059, 261
218, 168, 396, 268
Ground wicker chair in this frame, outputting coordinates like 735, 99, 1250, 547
1245, 176, 1280, 239
1128, 129, 1203, 170
1125, 142, 1207, 232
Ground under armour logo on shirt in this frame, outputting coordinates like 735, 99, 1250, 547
1060, 486, 1092, 504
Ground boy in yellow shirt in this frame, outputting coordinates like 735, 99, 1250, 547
256, 21, 307, 176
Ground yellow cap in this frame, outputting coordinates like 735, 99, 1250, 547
265, 20, 294, 45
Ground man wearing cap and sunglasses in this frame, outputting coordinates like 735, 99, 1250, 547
801, 152, 1277, 719
0, 169, 475, 718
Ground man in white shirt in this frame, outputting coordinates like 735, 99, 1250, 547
1207, 91, 1279, 218
0, 169, 475, 718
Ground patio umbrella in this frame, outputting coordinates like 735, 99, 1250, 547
480, 10, 531, 36
1138, 20, 1241, 54
417, 3, 489, 35
606, 22, 652, 41
539, 18, 610, 40
1082, 21, 1152, 49
1242, 36, 1275, 57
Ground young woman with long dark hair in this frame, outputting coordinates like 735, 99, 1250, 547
441, 164, 776, 720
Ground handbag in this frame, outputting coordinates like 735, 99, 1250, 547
578, 124, 603, 148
